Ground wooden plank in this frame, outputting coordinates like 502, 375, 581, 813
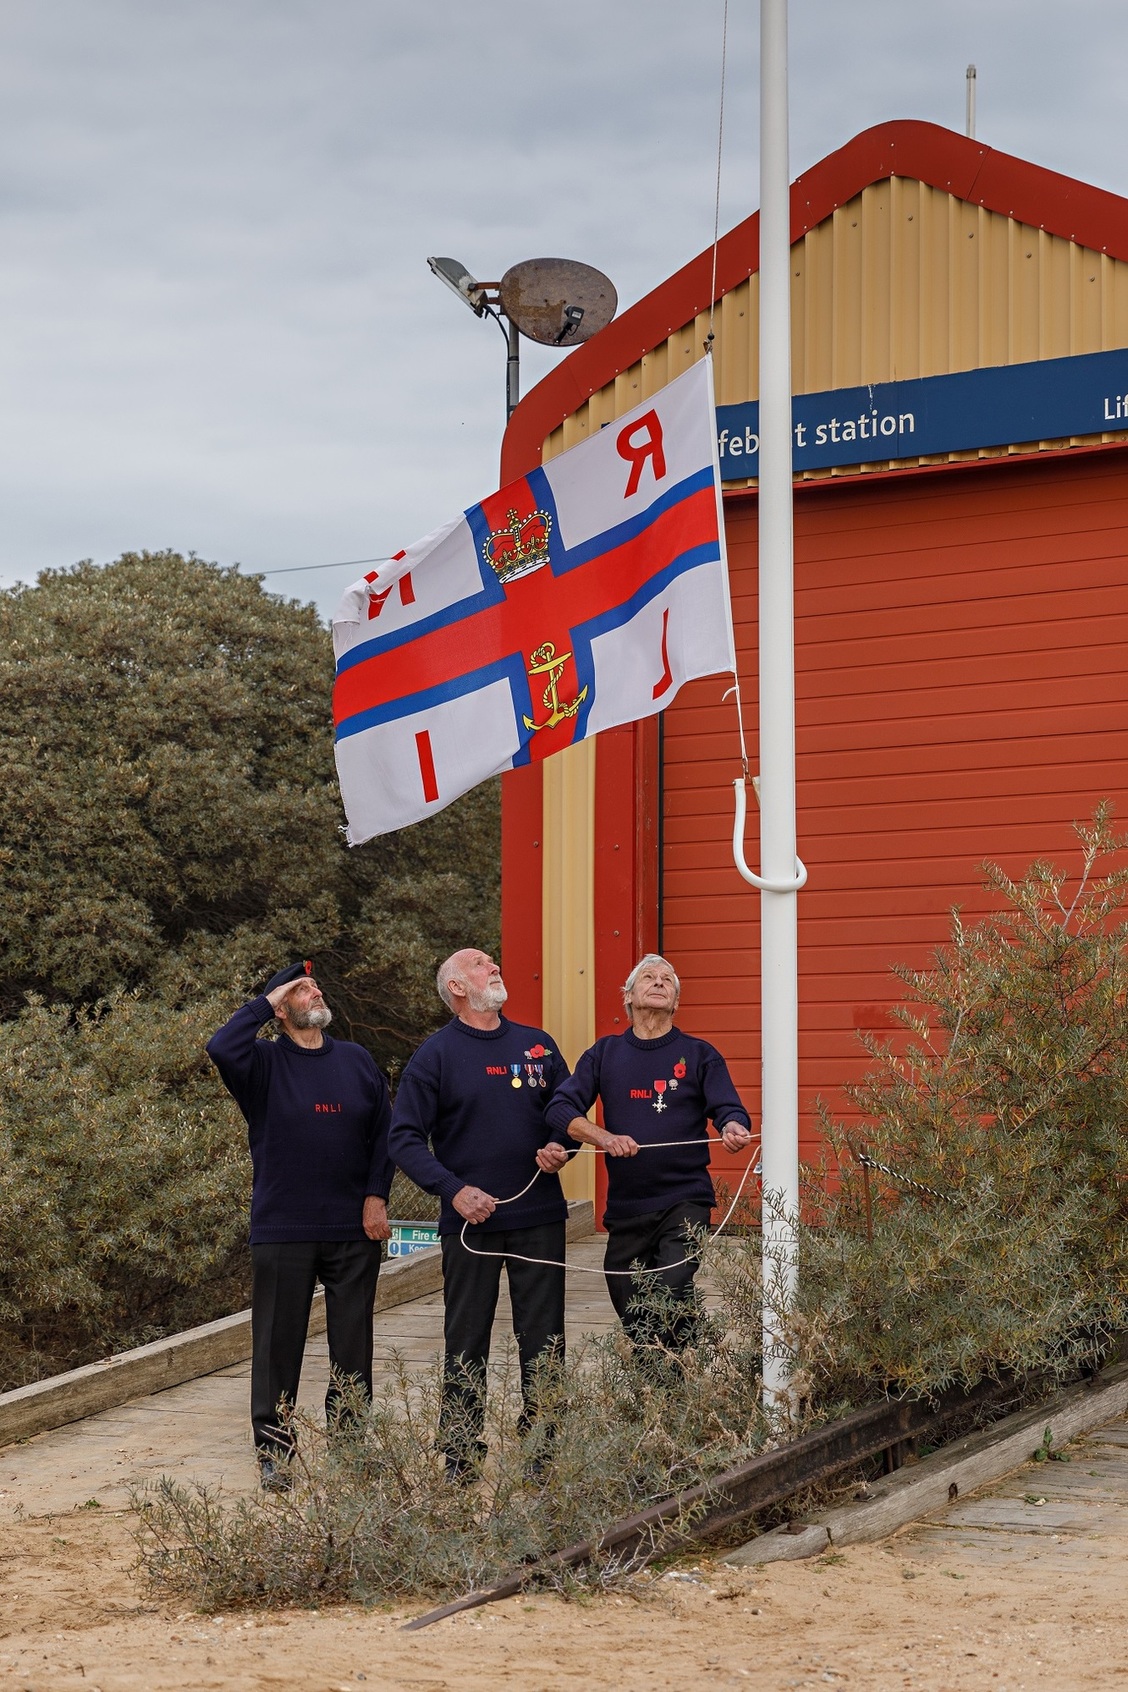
0, 1202, 594, 1449
723, 1363, 1128, 1563
817, 1363, 1128, 1549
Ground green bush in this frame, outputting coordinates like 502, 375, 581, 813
134, 1318, 769, 1609
0, 991, 250, 1388
752, 809, 1128, 1406
0, 552, 499, 1069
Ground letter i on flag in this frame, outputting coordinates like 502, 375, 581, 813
332, 356, 736, 843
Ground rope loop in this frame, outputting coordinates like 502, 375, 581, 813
458, 1138, 761, 1273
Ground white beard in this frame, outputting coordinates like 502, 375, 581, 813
287, 1003, 333, 1030
466, 979, 507, 1014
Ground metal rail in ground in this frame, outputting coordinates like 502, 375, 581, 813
402, 1377, 999, 1632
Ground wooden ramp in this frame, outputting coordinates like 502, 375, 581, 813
901, 1417, 1128, 1575
0, 1236, 615, 1519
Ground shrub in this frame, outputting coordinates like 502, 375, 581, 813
0, 553, 497, 1381
134, 1317, 770, 1609
0, 552, 500, 1074
0, 991, 250, 1388
747, 809, 1128, 1405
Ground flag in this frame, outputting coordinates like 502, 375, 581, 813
332, 356, 735, 844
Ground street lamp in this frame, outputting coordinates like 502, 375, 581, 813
426, 255, 617, 422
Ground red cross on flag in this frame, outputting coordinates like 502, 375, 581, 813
332, 357, 736, 843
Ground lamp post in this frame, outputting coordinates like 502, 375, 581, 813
426, 256, 520, 418
427, 255, 617, 425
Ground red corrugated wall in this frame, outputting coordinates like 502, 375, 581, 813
661, 447, 1128, 1179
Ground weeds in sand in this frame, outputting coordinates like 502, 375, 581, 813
134, 1323, 771, 1609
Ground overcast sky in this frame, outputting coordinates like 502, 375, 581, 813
2, 1, 1126, 619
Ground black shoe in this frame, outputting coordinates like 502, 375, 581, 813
259, 1455, 293, 1493
444, 1454, 483, 1487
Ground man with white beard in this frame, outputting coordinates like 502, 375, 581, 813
389, 948, 571, 1480
207, 961, 393, 1490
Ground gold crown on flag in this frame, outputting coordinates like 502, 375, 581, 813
482, 507, 552, 584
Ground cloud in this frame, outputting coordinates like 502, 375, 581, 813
1, 0, 1125, 615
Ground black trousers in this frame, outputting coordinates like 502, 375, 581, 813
603, 1201, 712, 1351
439, 1221, 566, 1467
250, 1238, 382, 1458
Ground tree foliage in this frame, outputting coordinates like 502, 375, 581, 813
0, 991, 249, 1387
0, 551, 499, 1059
0, 553, 499, 1385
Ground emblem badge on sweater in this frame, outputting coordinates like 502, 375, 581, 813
652, 1058, 688, 1111
523, 1045, 551, 1087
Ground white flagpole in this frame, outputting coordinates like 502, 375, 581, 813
757, 0, 800, 1407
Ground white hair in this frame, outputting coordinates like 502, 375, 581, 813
436, 954, 461, 1011
622, 953, 680, 1022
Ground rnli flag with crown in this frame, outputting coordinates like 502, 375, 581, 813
332, 358, 736, 843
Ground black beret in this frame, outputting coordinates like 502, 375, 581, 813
262, 960, 314, 996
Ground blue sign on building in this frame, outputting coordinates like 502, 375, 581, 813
716, 346, 1128, 481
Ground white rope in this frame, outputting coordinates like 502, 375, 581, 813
456, 1139, 761, 1275
703, 8, 753, 805
722, 682, 751, 781
706, 0, 730, 348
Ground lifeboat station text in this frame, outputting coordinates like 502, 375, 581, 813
716, 345, 1128, 481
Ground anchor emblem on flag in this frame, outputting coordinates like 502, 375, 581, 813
522, 641, 589, 733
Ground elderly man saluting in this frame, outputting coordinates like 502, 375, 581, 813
207, 962, 393, 1490
389, 949, 571, 1480
546, 953, 752, 1353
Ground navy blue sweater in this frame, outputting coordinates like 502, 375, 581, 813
544, 1026, 750, 1223
389, 1017, 570, 1235
206, 996, 394, 1245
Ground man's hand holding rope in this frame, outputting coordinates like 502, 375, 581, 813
562, 1115, 751, 1158
452, 1139, 569, 1226
452, 1185, 497, 1225
535, 1140, 571, 1174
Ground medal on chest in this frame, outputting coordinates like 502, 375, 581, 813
650, 1057, 688, 1111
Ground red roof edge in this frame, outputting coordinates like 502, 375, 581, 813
502, 119, 1128, 482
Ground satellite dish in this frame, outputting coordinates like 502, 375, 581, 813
499, 258, 617, 348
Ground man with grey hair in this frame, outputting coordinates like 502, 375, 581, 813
389, 949, 572, 1479
546, 953, 751, 1353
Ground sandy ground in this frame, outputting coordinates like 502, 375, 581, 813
0, 1474, 1124, 1692
2, 1251, 1125, 1690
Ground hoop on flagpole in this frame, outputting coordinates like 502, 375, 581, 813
731, 778, 806, 893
